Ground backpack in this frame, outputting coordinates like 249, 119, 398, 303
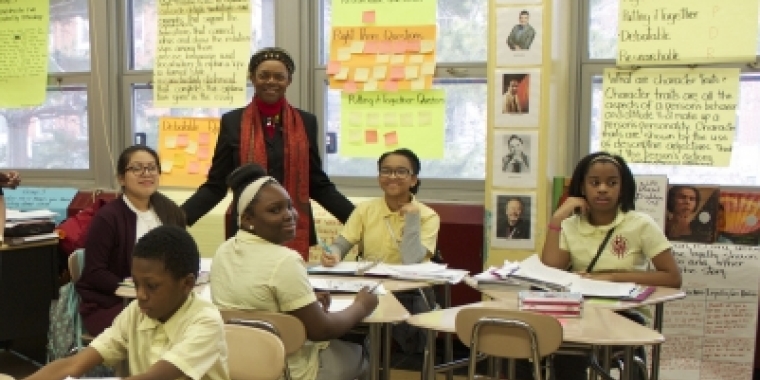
57, 196, 111, 259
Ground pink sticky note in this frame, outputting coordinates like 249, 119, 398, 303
344, 80, 358, 94
378, 41, 393, 54
176, 134, 189, 148
363, 41, 380, 54
391, 41, 407, 54
406, 39, 422, 52
327, 61, 341, 75
389, 66, 405, 81
365, 130, 378, 144
187, 161, 200, 174
198, 132, 210, 146
383, 80, 398, 92
362, 10, 376, 24
197, 146, 210, 160
202, 164, 210, 176
384, 131, 398, 146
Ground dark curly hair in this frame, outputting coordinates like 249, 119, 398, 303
133, 225, 200, 280
567, 151, 636, 212
248, 47, 295, 77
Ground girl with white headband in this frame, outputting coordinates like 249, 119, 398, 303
210, 163, 377, 380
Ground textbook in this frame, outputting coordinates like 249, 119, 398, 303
518, 291, 583, 318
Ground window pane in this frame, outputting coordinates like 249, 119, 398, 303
588, 0, 760, 60
324, 78, 486, 179
589, 74, 760, 185
131, 84, 254, 150
0, 87, 89, 169
50, 0, 90, 72
319, 0, 488, 64
129, 0, 275, 70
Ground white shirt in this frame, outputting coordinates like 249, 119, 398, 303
123, 196, 161, 242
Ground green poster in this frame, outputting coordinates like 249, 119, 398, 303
0, 0, 49, 107
332, 0, 436, 26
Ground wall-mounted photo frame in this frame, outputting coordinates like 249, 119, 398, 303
496, 6, 543, 66
493, 69, 541, 127
492, 131, 538, 189
491, 191, 536, 250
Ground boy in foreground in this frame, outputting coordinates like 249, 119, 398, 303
24, 225, 229, 380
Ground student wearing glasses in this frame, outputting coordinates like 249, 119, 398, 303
76, 146, 186, 335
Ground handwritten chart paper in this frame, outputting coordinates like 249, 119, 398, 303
157, 117, 219, 188
618, 0, 759, 65
661, 243, 760, 380
0, 0, 49, 107
154, 0, 250, 107
634, 175, 668, 231
601, 68, 739, 167
4, 187, 77, 224
332, 0, 436, 26
340, 90, 445, 158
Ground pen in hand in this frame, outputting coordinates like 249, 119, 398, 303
368, 281, 383, 294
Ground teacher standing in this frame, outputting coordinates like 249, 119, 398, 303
181, 47, 354, 257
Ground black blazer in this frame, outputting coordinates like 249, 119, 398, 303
181, 107, 355, 245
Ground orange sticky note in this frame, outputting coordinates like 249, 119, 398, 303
383, 80, 398, 92
389, 66, 405, 80
344, 80, 358, 93
364, 41, 380, 54
176, 134, 189, 148
197, 146, 210, 160
362, 10, 376, 23
187, 161, 200, 174
391, 41, 407, 54
378, 41, 392, 53
384, 131, 398, 146
198, 132, 210, 146
406, 39, 422, 52
365, 130, 378, 144
202, 164, 210, 176
327, 61, 341, 75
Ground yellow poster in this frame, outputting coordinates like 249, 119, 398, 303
332, 0, 436, 26
340, 90, 445, 158
328, 25, 436, 91
158, 117, 220, 188
601, 68, 739, 167
154, 1, 251, 107
618, 0, 759, 65
0, 0, 49, 107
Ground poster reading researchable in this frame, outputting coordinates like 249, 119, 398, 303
157, 117, 220, 188
340, 90, 445, 158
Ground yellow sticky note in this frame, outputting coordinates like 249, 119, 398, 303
399, 112, 414, 125
376, 54, 390, 63
421, 62, 436, 76
390, 55, 405, 65
349, 129, 363, 143
384, 112, 398, 128
420, 40, 435, 53
349, 112, 363, 127
364, 79, 379, 91
409, 55, 424, 64
354, 68, 370, 82
366, 112, 381, 127
162, 160, 174, 173
418, 111, 432, 126
335, 67, 350, 80
405, 66, 419, 80
410, 78, 425, 90
174, 154, 186, 168
337, 47, 352, 61
184, 140, 198, 155
372, 65, 387, 79
164, 136, 177, 149
350, 41, 365, 54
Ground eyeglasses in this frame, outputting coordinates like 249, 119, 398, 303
126, 165, 159, 175
255, 71, 288, 83
379, 167, 411, 179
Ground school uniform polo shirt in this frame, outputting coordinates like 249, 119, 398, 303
560, 210, 671, 272
90, 292, 229, 380
339, 197, 440, 264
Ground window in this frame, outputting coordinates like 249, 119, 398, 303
49, 0, 90, 72
315, 0, 488, 184
580, 0, 760, 185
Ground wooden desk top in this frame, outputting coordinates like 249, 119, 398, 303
478, 287, 685, 311
405, 301, 664, 346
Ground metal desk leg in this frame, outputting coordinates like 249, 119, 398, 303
382, 323, 391, 380
422, 328, 437, 380
621, 346, 634, 380
602, 346, 611, 380
369, 324, 382, 380
443, 283, 453, 380
651, 303, 664, 380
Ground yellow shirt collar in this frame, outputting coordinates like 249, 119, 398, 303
576, 209, 625, 235
137, 291, 196, 340
381, 195, 420, 217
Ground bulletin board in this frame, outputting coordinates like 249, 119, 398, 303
157, 117, 220, 188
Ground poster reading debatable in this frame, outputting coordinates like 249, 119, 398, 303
157, 117, 219, 188
339, 90, 445, 158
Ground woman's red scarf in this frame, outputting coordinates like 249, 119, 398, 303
239, 96, 311, 258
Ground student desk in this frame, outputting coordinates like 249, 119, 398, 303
0, 240, 59, 363
407, 299, 664, 380
477, 285, 685, 380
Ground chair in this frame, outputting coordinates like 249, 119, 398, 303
67, 249, 95, 343
455, 308, 563, 380
225, 324, 285, 380
220, 310, 306, 380
0, 374, 15, 380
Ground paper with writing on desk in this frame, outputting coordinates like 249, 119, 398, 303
309, 278, 387, 295
569, 278, 640, 299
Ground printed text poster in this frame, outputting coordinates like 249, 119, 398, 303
0, 0, 49, 107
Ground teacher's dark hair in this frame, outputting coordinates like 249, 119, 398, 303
248, 47, 296, 77
567, 151, 636, 212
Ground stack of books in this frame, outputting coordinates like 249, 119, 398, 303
518, 291, 583, 318
4, 209, 59, 246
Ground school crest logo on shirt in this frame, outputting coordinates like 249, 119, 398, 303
611, 235, 628, 259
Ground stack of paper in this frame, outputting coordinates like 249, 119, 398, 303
4, 209, 59, 246
309, 278, 387, 295
518, 291, 583, 318
309, 261, 468, 284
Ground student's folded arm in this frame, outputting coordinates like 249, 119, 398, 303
334, 208, 364, 259
330, 235, 355, 260
605, 249, 683, 288
290, 301, 370, 342
80, 215, 122, 294
22, 347, 103, 380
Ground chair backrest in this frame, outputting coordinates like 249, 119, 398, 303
455, 308, 563, 359
220, 309, 306, 355
68, 249, 85, 283
225, 324, 285, 380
